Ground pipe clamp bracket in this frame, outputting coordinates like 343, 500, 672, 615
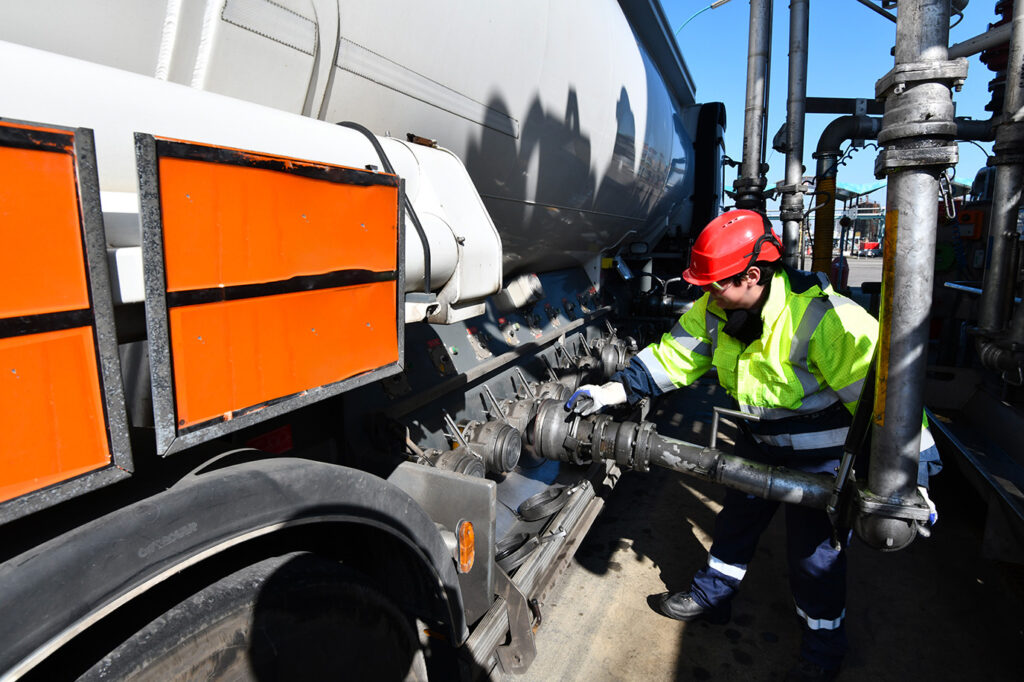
873, 144, 959, 178
875, 59, 968, 99
855, 489, 931, 522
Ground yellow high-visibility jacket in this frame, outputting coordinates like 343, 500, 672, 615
634, 268, 874, 419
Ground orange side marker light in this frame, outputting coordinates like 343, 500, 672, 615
457, 519, 475, 573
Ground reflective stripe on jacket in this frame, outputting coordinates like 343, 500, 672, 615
631, 268, 876, 420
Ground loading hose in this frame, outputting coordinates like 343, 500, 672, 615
527, 399, 931, 549
532, 399, 833, 509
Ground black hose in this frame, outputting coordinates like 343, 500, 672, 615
336, 121, 432, 293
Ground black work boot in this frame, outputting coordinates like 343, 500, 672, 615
654, 591, 731, 624
784, 658, 840, 682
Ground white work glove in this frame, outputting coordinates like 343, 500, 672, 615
565, 382, 628, 416
917, 485, 938, 537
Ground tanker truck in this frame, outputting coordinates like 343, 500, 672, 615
0, 1, 727, 678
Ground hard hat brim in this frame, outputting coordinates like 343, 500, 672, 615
682, 267, 715, 286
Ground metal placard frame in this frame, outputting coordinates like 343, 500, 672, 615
136, 134, 405, 456
0, 119, 133, 523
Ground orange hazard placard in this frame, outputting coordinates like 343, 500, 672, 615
141, 137, 402, 446
0, 121, 123, 507
169, 282, 397, 428
159, 157, 398, 291
0, 328, 110, 503
0, 142, 90, 316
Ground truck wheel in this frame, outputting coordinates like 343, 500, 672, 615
79, 552, 428, 681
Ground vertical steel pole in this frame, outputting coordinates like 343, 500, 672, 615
866, 0, 966, 550
978, 0, 1024, 336
735, 0, 773, 209
780, 0, 809, 266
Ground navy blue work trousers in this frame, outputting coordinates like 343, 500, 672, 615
688, 439, 848, 669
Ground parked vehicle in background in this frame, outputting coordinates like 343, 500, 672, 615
859, 241, 882, 257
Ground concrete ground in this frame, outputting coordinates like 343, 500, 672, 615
499, 263, 1024, 681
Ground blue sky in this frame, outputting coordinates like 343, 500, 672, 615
662, 0, 999, 207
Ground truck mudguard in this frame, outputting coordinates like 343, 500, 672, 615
0, 458, 466, 678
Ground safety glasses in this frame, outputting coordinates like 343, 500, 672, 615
704, 278, 732, 292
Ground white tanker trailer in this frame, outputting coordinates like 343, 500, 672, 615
0, 1, 726, 678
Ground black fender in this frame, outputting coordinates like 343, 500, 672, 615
0, 458, 467, 678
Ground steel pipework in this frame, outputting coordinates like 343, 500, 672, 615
735, 0, 773, 209
528, 400, 932, 548
531, 400, 834, 511
977, 0, 1024, 337
642, 432, 833, 509
808, 111, 992, 282
780, 0, 810, 267
811, 115, 884, 274
871, 0, 963, 523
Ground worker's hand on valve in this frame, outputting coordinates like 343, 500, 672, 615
565, 382, 628, 416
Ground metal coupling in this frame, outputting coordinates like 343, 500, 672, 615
461, 419, 523, 474
630, 421, 658, 472
988, 120, 1024, 166
431, 448, 487, 478
874, 143, 960, 178
875, 59, 968, 113
873, 57, 967, 177
851, 487, 932, 552
778, 206, 805, 222
732, 176, 768, 209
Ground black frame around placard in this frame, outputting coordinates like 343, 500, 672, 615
135, 134, 406, 456
0, 119, 133, 523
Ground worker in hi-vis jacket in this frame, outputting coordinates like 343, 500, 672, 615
566, 209, 941, 682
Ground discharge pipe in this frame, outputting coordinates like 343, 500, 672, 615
526, 400, 931, 543
871, 0, 965, 529
809, 114, 991, 279
779, 0, 809, 266
532, 400, 832, 508
976, 0, 1024, 380
734, 0, 773, 209
811, 115, 883, 275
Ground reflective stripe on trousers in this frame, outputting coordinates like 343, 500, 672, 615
796, 604, 845, 631
708, 554, 747, 581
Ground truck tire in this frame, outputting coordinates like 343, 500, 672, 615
79, 552, 428, 681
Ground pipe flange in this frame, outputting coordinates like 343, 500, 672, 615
533, 399, 574, 462
590, 415, 616, 463
987, 121, 1024, 165
632, 421, 658, 473
877, 120, 958, 144
778, 207, 805, 222
855, 490, 932, 522
873, 144, 959, 178
875, 59, 968, 99
613, 422, 638, 469
987, 152, 1024, 166
994, 119, 1024, 145
732, 176, 767, 191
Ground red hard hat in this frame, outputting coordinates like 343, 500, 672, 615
682, 209, 783, 286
